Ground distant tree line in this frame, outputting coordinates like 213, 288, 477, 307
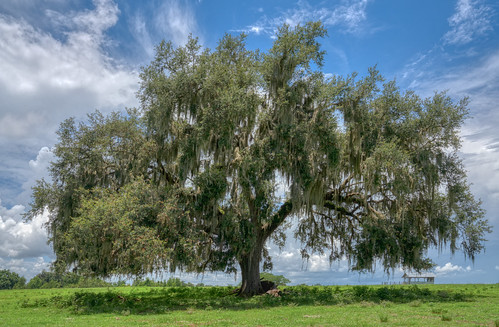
132, 277, 200, 287
0, 269, 218, 289
25, 270, 111, 289
1, 269, 292, 290
0, 269, 26, 290
0, 269, 111, 289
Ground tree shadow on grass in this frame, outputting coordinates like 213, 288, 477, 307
21, 285, 476, 315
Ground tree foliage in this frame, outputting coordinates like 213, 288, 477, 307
0, 269, 25, 290
25, 270, 110, 289
260, 272, 291, 286
132, 277, 195, 287
28, 22, 490, 296
28, 109, 153, 265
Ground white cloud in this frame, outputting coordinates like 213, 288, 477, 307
70, 0, 119, 35
239, 0, 372, 37
0, 0, 138, 142
0, 203, 52, 259
15, 147, 55, 206
495, 265, 499, 271
425, 51, 499, 101
308, 254, 330, 272
28, 147, 54, 172
0, 201, 25, 222
0, 1, 141, 281
271, 246, 349, 273
0, 0, 139, 208
445, 53, 499, 227
0, 149, 57, 279
0, 113, 45, 138
435, 262, 471, 275
324, 0, 370, 29
250, 26, 263, 34
0, 257, 52, 280
45, 0, 119, 38
402, 49, 499, 229
443, 0, 493, 45
131, 0, 198, 56
155, 0, 198, 46
131, 12, 155, 58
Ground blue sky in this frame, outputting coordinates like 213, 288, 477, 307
0, 0, 498, 285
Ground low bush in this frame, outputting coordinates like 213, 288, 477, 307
17, 284, 475, 315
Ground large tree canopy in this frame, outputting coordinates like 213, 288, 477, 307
28, 22, 490, 295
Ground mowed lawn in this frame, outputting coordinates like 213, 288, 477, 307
1, 284, 498, 326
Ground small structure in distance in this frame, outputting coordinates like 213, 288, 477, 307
402, 272, 435, 284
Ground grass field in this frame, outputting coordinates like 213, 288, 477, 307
1, 284, 498, 326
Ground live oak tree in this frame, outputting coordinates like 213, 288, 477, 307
28, 22, 490, 296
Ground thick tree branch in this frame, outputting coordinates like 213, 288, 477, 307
263, 200, 293, 238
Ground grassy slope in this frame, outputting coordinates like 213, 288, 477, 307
0, 284, 498, 326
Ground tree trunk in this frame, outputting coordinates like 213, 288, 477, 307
238, 235, 265, 296
236, 202, 293, 296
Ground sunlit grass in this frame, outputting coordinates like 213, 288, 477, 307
1, 283, 498, 326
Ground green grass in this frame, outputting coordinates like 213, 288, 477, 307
1, 284, 498, 326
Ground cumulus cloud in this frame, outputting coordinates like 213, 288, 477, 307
443, 0, 493, 45
238, 0, 372, 37
0, 201, 25, 222
0, 0, 139, 207
308, 254, 330, 272
0, 1, 141, 280
0, 149, 60, 279
0, 202, 52, 259
280, 251, 295, 259
0, 0, 132, 94
14, 147, 55, 206
0, 0, 138, 144
0, 257, 52, 280
267, 234, 351, 280
28, 147, 54, 172
435, 262, 472, 275
0, 178, 53, 277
